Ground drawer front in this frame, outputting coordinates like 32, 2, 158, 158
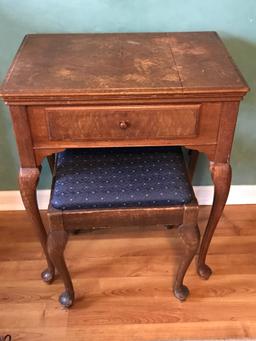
45, 105, 200, 141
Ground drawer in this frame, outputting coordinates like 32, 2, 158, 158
45, 105, 200, 141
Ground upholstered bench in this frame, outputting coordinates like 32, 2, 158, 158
44, 147, 200, 307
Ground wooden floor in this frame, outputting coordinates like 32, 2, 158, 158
0, 206, 256, 340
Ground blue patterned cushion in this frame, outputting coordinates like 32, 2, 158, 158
50, 147, 193, 210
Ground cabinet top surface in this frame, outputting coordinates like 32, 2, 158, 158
0, 32, 249, 102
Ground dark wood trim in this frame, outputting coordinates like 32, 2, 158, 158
59, 204, 194, 230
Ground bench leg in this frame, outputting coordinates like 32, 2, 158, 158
47, 230, 74, 308
174, 223, 200, 301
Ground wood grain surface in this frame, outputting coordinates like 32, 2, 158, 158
45, 104, 199, 141
0, 205, 256, 340
0, 32, 248, 103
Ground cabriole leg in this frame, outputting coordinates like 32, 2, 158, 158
197, 162, 231, 279
47, 229, 74, 308
174, 223, 200, 301
19, 167, 55, 283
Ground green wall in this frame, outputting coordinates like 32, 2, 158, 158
0, 0, 255, 190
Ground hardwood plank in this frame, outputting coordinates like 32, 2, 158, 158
0, 321, 248, 341
64, 322, 249, 341
1, 252, 256, 282
1, 274, 256, 305
0, 206, 256, 340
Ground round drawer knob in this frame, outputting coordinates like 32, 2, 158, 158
119, 121, 129, 129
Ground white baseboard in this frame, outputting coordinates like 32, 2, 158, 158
0, 186, 256, 211
0, 190, 51, 211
